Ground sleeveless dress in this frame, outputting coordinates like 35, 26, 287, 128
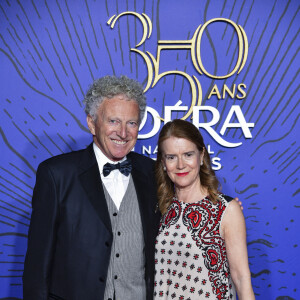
154, 194, 236, 300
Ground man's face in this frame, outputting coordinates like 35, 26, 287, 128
87, 95, 140, 161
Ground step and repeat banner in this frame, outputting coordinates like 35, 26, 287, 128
0, 0, 299, 299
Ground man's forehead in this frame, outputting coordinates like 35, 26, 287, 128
99, 96, 140, 118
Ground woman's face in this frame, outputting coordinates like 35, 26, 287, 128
161, 136, 204, 190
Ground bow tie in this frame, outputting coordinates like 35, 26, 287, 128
103, 159, 132, 177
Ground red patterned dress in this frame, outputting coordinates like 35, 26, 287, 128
154, 194, 236, 300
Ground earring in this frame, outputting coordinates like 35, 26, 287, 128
163, 166, 166, 171
200, 161, 203, 166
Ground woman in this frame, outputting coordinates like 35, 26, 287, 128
154, 119, 255, 299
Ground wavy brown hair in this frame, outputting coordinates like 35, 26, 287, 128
155, 119, 221, 214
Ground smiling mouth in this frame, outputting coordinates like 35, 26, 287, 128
111, 139, 127, 145
176, 172, 189, 177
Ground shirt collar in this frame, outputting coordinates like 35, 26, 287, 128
93, 143, 127, 176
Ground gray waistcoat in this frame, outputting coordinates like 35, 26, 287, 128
103, 176, 146, 300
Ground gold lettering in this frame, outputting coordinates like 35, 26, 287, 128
196, 18, 248, 79
107, 12, 152, 47
108, 12, 249, 120
236, 83, 247, 99
222, 84, 236, 99
208, 84, 221, 99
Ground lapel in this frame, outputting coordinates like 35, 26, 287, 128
78, 144, 112, 234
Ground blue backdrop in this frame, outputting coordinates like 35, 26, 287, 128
0, 0, 299, 299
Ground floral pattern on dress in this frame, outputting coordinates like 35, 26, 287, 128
154, 194, 236, 300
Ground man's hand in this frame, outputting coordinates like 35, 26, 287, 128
234, 197, 243, 210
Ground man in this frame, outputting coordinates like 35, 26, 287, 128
23, 75, 160, 300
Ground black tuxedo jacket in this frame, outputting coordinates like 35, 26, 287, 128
23, 144, 160, 300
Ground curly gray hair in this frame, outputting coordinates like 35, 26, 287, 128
83, 75, 146, 122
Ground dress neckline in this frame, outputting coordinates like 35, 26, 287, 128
173, 195, 208, 205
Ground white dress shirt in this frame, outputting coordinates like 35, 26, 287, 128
93, 143, 130, 210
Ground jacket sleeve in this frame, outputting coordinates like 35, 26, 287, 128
23, 162, 59, 300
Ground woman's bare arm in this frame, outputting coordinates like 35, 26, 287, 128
221, 200, 255, 299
